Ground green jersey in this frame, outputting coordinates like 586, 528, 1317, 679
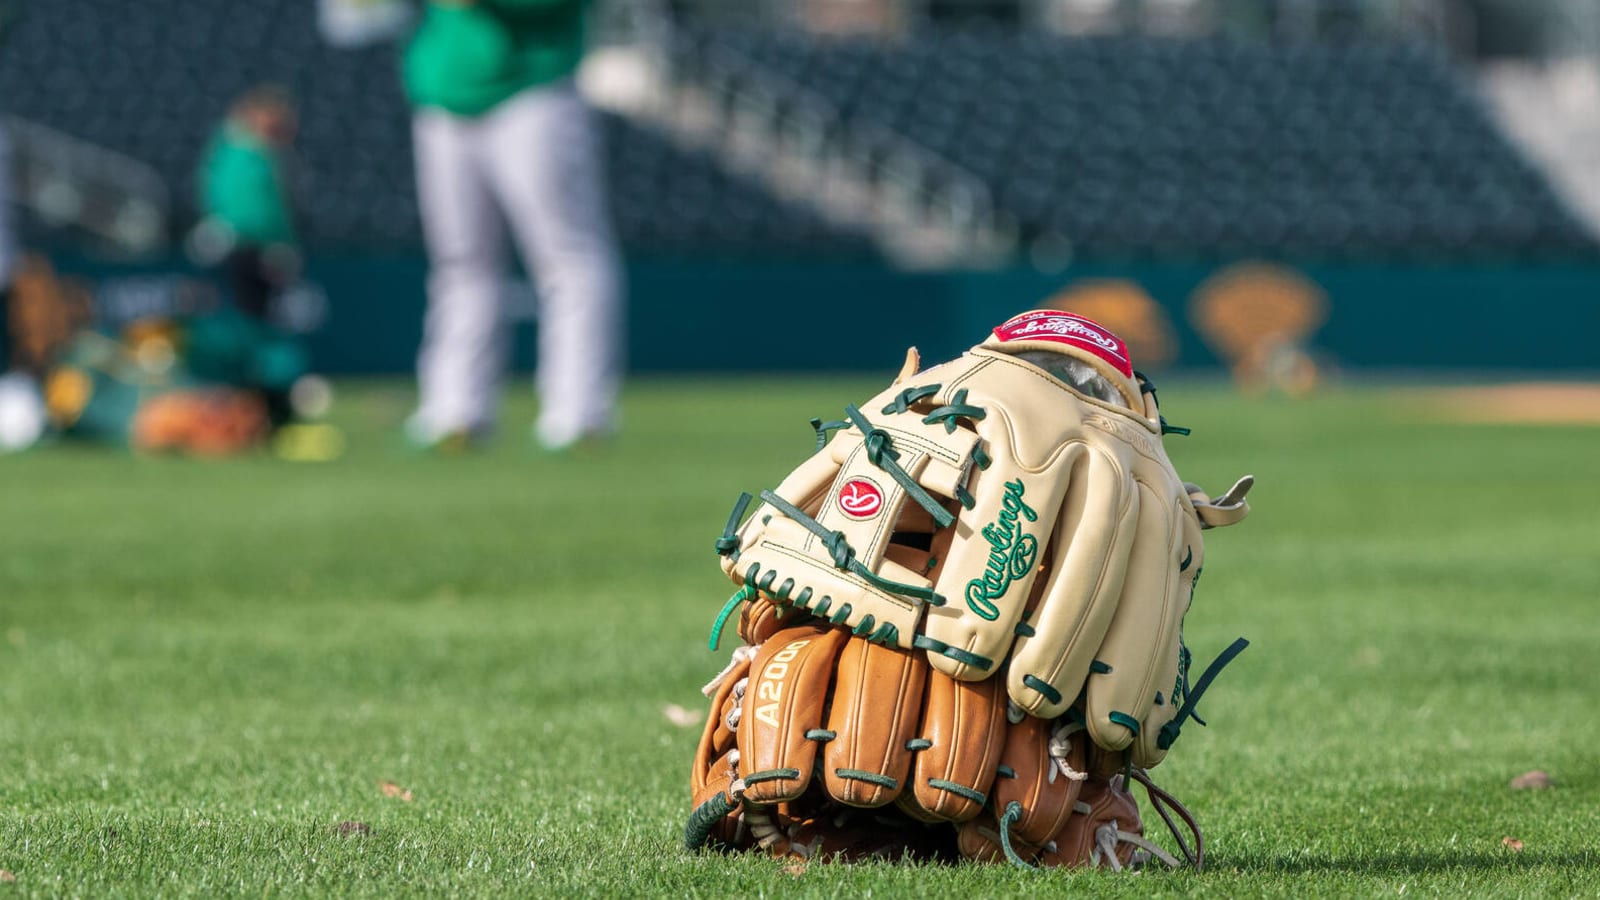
198, 125, 297, 247
403, 0, 589, 117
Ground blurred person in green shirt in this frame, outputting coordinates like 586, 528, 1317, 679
401, 0, 623, 452
195, 86, 302, 324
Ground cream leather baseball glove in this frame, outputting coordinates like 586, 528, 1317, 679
711, 310, 1252, 766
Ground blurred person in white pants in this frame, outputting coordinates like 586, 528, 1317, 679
0, 125, 50, 452
403, 0, 623, 451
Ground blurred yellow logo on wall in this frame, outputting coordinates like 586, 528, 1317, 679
1190, 263, 1328, 396
1045, 279, 1178, 369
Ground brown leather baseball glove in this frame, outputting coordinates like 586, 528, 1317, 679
686, 615, 1202, 868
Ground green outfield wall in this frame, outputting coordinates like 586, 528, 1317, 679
44, 254, 1600, 375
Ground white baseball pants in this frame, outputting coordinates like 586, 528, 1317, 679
411, 83, 623, 448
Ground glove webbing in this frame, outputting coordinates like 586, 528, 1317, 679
757, 489, 945, 607
842, 404, 954, 529
716, 393, 991, 561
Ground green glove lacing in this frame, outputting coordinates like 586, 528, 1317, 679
881, 383, 941, 415
1137, 371, 1191, 436
810, 417, 850, 452
920, 387, 986, 434
707, 583, 756, 651
713, 492, 753, 558
707, 388, 998, 653
683, 792, 738, 851
1156, 637, 1249, 751
998, 800, 1032, 868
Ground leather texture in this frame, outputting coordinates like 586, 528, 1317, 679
822, 637, 927, 807
687, 633, 1171, 869
737, 625, 850, 805
903, 670, 1007, 822
1038, 773, 1145, 870
992, 714, 1082, 844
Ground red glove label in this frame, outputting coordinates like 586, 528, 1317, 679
837, 478, 885, 519
992, 310, 1133, 378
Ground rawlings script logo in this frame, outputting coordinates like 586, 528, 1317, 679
964, 479, 1039, 621
1010, 316, 1121, 353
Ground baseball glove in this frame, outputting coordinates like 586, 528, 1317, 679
711, 310, 1252, 766
686, 615, 1203, 868
688, 310, 1252, 870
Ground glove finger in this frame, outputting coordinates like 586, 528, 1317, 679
1007, 445, 1138, 718
718, 440, 844, 580
1133, 619, 1183, 769
1085, 484, 1188, 753
993, 714, 1082, 845
903, 669, 1007, 822
822, 637, 928, 808
736, 624, 850, 805
924, 441, 1078, 681
1133, 510, 1207, 767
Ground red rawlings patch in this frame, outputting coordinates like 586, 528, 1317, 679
837, 478, 884, 519
991, 310, 1134, 378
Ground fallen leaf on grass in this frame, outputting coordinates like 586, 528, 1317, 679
336, 821, 372, 837
378, 780, 415, 802
0, 870, 15, 882
1510, 770, 1553, 790
662, 704, 701, 728
1502, 837, 1524, 852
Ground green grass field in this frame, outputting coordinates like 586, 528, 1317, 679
2, 378, 1597, 897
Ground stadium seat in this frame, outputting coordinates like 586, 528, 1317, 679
673, 25, 1597, 259
0, 0, 877, 260
6, 5, 1595, 262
